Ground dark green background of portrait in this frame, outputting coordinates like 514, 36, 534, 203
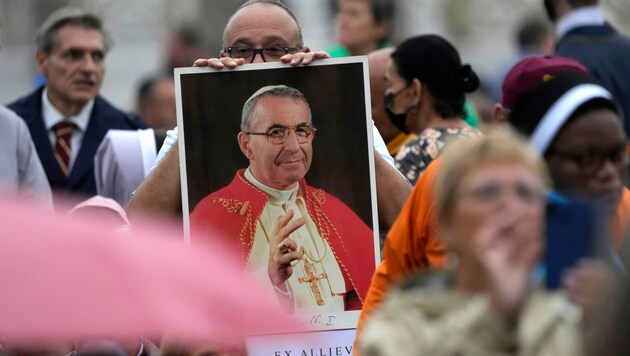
179, 60, 374, 227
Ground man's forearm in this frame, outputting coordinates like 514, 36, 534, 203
375, 153, 411, 231
126, 141, 182, 221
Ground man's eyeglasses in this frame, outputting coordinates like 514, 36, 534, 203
224, 46, 302, 63
246, 124, 316, 144
547, 146, 628, 176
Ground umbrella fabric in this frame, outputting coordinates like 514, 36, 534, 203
0, 198, 289, 349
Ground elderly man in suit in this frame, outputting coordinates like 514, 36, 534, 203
8, 7, 146, 202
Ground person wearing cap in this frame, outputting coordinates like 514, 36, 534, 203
544, 0, 630, 137
506, 70, 628, 332
7, 7, 146, 202
353, 55, 591, 351
509, 71, 630, 250
189, 85, 375, 313
494, 55, 587, 123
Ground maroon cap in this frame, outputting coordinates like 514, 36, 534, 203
501, 55, 587, 108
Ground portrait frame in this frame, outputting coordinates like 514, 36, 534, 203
175, 57, 380, 334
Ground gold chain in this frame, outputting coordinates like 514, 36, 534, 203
299, 231, 327, 264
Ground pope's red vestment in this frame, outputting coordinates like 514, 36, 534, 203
190, 169, 376, 309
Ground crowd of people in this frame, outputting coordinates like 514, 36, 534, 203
2, 0, 630, 355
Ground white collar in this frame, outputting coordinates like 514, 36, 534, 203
244, 168, 298, 203
42, 88, 94, 132
556, 6, 605, 39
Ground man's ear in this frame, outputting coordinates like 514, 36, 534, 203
36, 51, 48, 75
301, 46, 310, 53
493, 103, 505, 125
237, 131, 255, 160
219, 49, 227, 58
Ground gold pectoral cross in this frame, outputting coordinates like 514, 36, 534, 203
298, 247, 328, 306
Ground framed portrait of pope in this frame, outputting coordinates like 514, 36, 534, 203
176, 57, 379, 332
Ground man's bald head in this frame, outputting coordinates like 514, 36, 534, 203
222, 0, 303, 48
368, 47, 399, 142
368, 47, 394, 84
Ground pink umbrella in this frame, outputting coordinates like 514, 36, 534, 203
0, 198, 290, 350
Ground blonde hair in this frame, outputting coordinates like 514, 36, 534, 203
434, 129, 549, 221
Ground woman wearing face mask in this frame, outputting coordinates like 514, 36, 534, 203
386, 34, 481, 185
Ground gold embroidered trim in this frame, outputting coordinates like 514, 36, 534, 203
211, 197, 258, 266
212, 198, 243, 214
304, 187, 363, 305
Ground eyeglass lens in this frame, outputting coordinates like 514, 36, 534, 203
267, 125, 315, 144
228, 46, 298, 62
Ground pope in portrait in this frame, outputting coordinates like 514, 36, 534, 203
190, 85, 375, 313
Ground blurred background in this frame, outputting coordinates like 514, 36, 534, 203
0, 0, 629, 112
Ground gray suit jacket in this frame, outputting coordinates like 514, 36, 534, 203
0, 105, 53, 210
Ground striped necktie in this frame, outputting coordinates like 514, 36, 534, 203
53, 121, 75, 177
